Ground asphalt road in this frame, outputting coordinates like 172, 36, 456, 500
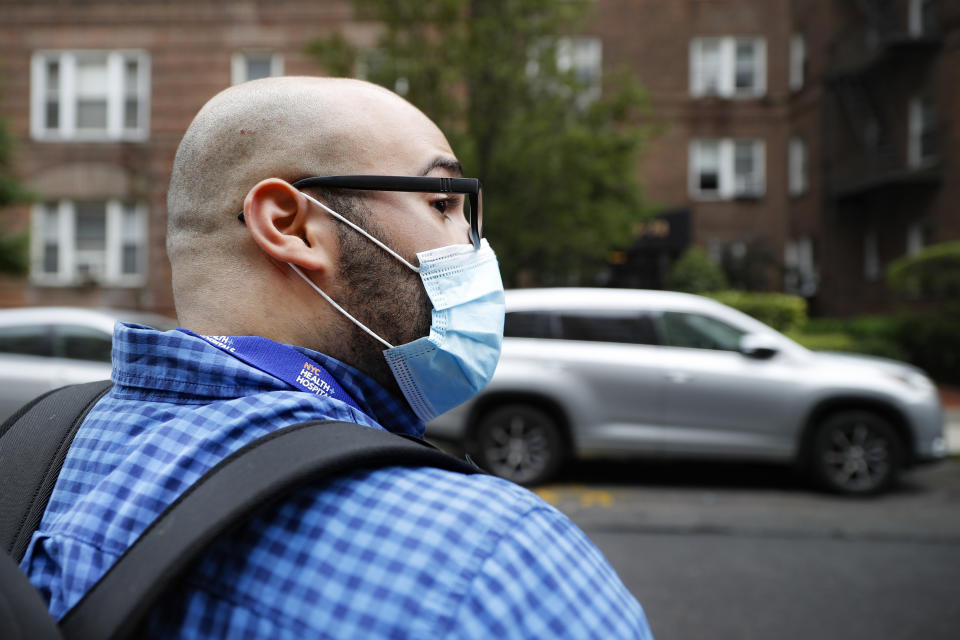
536, 458, 960, 640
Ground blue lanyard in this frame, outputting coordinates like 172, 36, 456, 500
178, 330, 362, 411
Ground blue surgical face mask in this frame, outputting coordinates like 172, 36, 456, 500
289, 192, 505, 422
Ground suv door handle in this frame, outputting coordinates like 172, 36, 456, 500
665, 371, 692, 384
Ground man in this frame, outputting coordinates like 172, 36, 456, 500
20, 77, 653, 638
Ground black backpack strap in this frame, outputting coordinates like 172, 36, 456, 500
0, 551, 63, 640
60, 419, 480, 640
0, 380, 114, 561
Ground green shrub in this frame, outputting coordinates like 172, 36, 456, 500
786, 330, 858, 352
795, 312, 959, 382
896, 312, 960, 384
794, 315, 905, 359
667, 248, 728, 293
888, 241, 960, 299
707, 290, 807, 333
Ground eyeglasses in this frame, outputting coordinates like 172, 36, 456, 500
238, 175, 483, 249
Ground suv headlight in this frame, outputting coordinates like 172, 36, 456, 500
886, 370, 936, 393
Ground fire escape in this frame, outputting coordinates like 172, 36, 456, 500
825, 0, 943, 201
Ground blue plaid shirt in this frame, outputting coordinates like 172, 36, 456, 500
21, 323, 652, 639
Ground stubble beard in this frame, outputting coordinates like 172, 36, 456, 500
331, 200, 432, 400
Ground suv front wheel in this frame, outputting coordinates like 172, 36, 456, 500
811, 410, 903, 495
473, 404, 565, 486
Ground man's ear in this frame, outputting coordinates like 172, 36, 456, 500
242, 178, 334, 274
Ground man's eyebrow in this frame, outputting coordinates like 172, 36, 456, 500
418, 157, 463, 177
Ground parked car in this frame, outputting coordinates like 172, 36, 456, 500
0, 307, 177, 423
427, 288, 946, 494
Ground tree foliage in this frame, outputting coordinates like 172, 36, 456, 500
0, 70, 31, 276
707, 291, 807, 333
306, 0, 651, 285
666, 247, 728, 293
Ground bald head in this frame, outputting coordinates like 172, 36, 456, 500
167, 77, 434, 260
166, 77, 452, 328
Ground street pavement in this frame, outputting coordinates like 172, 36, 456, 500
540, 457, 960, 640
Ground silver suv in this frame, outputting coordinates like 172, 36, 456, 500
0, 307, 177, 423
427, 288, 946, 494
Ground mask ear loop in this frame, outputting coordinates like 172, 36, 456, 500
288, 263, 395, 349
301, 192, 420, 273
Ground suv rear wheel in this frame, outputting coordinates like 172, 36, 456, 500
473, 404, 565, 485
811, 410, 903, 495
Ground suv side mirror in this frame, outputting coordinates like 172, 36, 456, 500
739, 334, 779, 360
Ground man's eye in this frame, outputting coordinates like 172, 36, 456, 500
432, 195, 462, 219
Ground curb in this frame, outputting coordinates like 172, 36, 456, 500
946, 409, 960, 455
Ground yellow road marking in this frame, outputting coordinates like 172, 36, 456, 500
578, 489, 614, 507
534, 487, 614, 508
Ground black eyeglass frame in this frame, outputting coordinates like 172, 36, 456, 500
237, 175, 483, 249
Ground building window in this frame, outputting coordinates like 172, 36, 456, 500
31, 51, 149, 142
790, 34, 806, 92
556, 36, 603, 103
908, 96, 937, 168
789, 137, 808, 196
864, 229, 880, 282
690, 37, 766, 98
909, 0, 938, 37
906, 222, 928, 256
525, 36, 602, 106
231, 52, 284, 85
690, 139, 765, 200
732, 140, 764, 197
784, 237, 818, 296
31, 200, 147, 286
691, 140, 721, 197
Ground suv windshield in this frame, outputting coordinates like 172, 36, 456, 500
654, 311, 745, 351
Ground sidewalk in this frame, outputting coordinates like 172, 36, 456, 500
940, 386, 960, 455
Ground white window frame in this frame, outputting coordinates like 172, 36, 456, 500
908, 96, 936, 168
690, 36, 766, 98
30, 50, 150, 142
231, 51, 284, 85
557, 36, 603, 103
906, 222, 926, 256
30, 200, 147, 287
790, 34, 806, 92
784, 236, 818, 296
525, 36, 602, 106
789, 137, 808, 196
690, 139, 722, 199
689, 138, 766, 200
909, 0, 935, 37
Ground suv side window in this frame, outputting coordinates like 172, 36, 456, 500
55, 325, 112, 363
557, 311, 657, 345
655, 312, 744, 351
0, 325, 55, 357
504, 311, 556, 339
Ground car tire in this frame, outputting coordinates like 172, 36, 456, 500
472, 404, 566, 486
810, 410, 903, 496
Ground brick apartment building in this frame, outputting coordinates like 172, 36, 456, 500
0, 0, 956, 317
597, 0, 958, 315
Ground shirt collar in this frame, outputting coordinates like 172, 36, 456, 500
111, 322, 425, 437
289, 345, 424, 438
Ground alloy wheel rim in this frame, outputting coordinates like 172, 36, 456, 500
482, 413, 552, 483
821, 421, 890, 492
